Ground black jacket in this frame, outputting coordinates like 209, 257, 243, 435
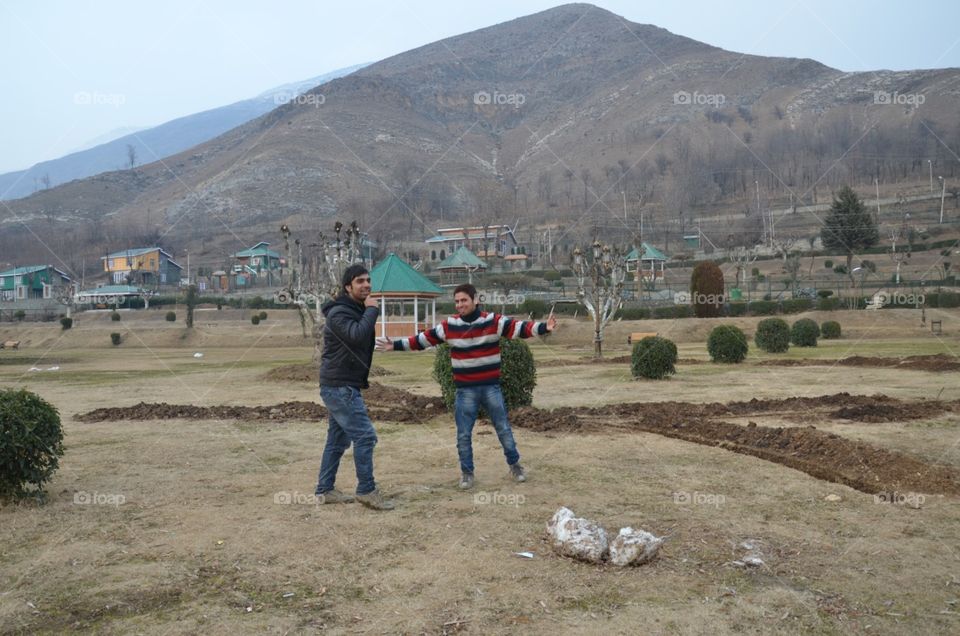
319, 294, 380, 389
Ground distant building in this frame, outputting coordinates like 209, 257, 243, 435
426, 225, 519, 262
101, 247, 182, 286
0, 265, 71, 301
436, 246, 488, 285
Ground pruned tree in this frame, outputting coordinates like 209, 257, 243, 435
278, 221, 363, 363
126, 144, 137, 169
820, 186, 879, 287
573, 240, 626, 358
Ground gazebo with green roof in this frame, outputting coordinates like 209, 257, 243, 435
436, 246, 488, 285
369, 253, 443, 338
625, 242, 668, 281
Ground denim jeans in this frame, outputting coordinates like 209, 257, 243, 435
316, 385, 378, 495
454, 384, 520, 474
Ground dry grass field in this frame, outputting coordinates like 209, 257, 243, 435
2, 306, 960, 635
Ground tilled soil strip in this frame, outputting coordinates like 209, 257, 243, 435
76, 390, 960, 496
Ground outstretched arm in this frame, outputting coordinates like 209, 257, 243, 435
498, 312, 558, 340
378, 321, 449, 352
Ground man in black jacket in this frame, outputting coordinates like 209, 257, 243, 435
315, 264, 394, 510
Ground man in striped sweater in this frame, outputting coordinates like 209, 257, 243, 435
376, 283, 557, 490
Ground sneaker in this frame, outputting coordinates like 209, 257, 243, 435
316, 489, 355, 504
509, 463, 526, 483
355, 488, 396, 511
459, 472, 475, 490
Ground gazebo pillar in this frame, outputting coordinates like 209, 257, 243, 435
413, 295, 419, 332
380, 295, 387, 337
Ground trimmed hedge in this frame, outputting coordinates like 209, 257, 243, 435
781, 298, 813, 314
707, 325, 748, 363
817, 297, 842, 311
755, 318, 791, 353
60, 317, 73, 330
653, 305, 694, 319
433, 340, 536, 412
747, 300, 778, 315
821, 320, 842, 339
251, 315, 261, 325
791, 318, 820, 347
726, 302, 748, 317
165, 311, 176, 322
110, 332, 122, 346
0, 389, 64, 501
631, 336, 678, 380
110, 312, 121, 321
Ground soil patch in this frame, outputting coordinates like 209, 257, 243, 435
759, 354, 960, 372
263, 363, 394, 383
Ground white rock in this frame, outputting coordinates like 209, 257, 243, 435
546, 507, 609, 564
608, 526, 664, 566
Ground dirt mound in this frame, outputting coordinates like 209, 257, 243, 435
75, 382, 445, 425
263, 363, 394, 383
509, 393, 960, 495
759, 354, 960, 372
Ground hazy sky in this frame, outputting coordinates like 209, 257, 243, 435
2, 0, 959, 174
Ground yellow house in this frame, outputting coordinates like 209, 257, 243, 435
101, 247, 182, 286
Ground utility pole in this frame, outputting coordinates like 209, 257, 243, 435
928, 160, 933, 193
875, 178, 881, 224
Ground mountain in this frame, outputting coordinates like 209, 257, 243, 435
0, 64, 367, 201
3, 3, 958, 272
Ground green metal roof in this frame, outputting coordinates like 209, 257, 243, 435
232, 242, 281, 259
0, 265, 55, 278
625, 242, 668, 262
370, 253, 443, 295
437, 246, 488, 270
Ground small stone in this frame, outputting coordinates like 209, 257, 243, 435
608, 527, 663, 566
546, 507, 608, 563
824, 494, 842, 502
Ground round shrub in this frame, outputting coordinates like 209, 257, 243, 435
165, 311, 177, 322
110, 332, 122, 345
251, 315, 261, 325
821, 320, 841, 339
60, 317, 73, 330
707, 325, 748, 363
110, 311, 121, 321
258, 311, 268, 321
0, 389, 64, 501
631, 336, 678, 380
14, 309, 26, 321
690, 261, 725, 318
433, 339, 536, 412
817, 289, 833, 298
791, 318, 820, 347
755, 318, 790, 353
824, 260, 833, 269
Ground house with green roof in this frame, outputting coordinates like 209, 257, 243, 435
0, 265, 71, 301
231, 242, 283, 283
436, 246, 488, 285
625, 243, 669, 281
369, 253, 443, 338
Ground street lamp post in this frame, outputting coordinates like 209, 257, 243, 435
928, 160, 933, 193
939, 176, 946, 224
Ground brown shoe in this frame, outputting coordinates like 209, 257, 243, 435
317, 489, 355, 504
356, 488, 396, 511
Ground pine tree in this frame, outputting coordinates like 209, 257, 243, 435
821, 186, 879, 286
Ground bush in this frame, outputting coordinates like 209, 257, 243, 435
707, 325, 748, 363
258, 311, 268, 320
690, 261, 725, 318
817, 289, 833, 298
824, 260, 833, 269
543, 270, 562, 282
755, 318, 790, 353
247, 296, 267, 310
618, 306, 651, 320
781, 298, 813, 314
433, 339, 536, 412
653, 305, 694, 319
818, 297, 842, 311
748, 300, 778, 316
726, 302, 747, 317
110, 332, 122, 346
0, 389, 64, 501
251, 315, 261, 325
14, 310, 25, 322
631, 336, 678, 380
60, 317, 73, 330
165, 311, 177, 322
791, 318, 820, 347
110, 311, 121, 321
821, 320, 842, 339
519, 298, 548, 318
833, 264, 848, 275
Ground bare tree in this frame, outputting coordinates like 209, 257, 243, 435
573, 240, 626, 358
126, 144, 137, 169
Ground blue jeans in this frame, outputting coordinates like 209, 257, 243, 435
316, 385, 378, 495
454, 384, 520, 474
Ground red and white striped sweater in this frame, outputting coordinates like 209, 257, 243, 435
392, 309, 547, 387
